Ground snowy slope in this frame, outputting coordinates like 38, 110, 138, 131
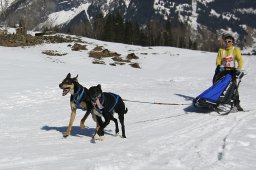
0, 0, 15, 13
37, 3, 91, 29
0, 35, 256, 170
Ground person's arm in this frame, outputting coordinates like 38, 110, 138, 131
235, 47, 244, 70
216, 49, 222, 66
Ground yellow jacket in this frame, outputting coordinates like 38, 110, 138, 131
216, 46, 244, 70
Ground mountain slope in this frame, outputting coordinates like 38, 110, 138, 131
1, 0, 256, 51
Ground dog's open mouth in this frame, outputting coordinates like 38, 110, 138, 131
62, 88, 70, 96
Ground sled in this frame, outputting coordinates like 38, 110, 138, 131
193, 68, 244, 115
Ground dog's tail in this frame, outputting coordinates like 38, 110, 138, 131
125, 108, 128, 114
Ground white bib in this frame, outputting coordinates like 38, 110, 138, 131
222, 47, 235, 68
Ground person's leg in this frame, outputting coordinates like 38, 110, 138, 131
212, 66, 220, 84
234, 90, 243, 111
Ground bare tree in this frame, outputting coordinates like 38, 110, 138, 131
0, 0, 9, 19
0, 0, 9, 34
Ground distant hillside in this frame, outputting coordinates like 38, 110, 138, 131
1, 0, 256, 52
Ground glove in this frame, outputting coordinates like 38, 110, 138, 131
219, 65, 225, 72
236, 69, 241, 75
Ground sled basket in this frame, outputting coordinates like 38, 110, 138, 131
193, 69, 245, 115
194, 73, 232, 104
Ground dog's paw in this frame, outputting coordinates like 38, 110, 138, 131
93, 133, 100, 140
80, 122, 86, 129
63, 132, 70, 138
93, 133, 104, 141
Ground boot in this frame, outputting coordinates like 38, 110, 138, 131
234, 97, 243, 111
236, 104, 244, 111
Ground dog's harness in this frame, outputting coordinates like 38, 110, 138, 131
96, 93, 120, 113
109, 93, 120, 112
72, 86, 86, 110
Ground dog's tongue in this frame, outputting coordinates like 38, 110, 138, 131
96, 98, 104, 109
62, 89, 69, 96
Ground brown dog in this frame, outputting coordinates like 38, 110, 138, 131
59, 73, 93, 137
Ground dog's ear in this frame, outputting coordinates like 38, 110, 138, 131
66, 73, 71, 78
97, 84, 101, 89
74, 74, 78, 82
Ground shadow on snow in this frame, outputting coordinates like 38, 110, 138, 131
175, 93, 213, 114
41, 125, 116, 138
41, 125, 95, 137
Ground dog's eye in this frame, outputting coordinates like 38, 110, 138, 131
64, 80, 72, 84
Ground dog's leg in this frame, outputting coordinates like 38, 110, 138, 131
92, 109, 104, 136
63, 106, 76, 138
97, 112, 111, 137
96, 116, 104, 136
110, 115, 119, 135
93, 116, 104, 140
118, 114, 126, 138
80, 110, 90, 129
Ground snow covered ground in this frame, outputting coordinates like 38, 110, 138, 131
0, 36, 255, 170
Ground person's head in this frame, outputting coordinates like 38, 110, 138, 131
224, 34, 235, 48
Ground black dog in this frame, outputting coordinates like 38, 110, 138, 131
88, 84, 128, 138
59, 73, 93, 138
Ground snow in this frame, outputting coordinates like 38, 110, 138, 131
236, 8, 256, 15
0, 34, 256, 170
221, 12, 239, 22
175, 4, 190, 23
37, 3, 91, 29
197, 0, 215, 6
0, 0, 15, 13
7, 27, 16, 34
210, 9, 220, 18
189, 0, 199, 30
153, 0, 171, 20
123, 0, 131, 8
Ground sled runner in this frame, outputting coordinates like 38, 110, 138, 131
193, 68, 245, 115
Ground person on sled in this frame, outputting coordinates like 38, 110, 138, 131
212, 34, 244, 111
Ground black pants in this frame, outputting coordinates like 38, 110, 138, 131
212, 66, 241, 106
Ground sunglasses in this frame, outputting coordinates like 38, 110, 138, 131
225, 40, 232, 43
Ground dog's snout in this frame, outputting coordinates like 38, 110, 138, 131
59, 83, 63, 88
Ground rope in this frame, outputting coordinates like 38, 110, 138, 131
123, 99, 190, 106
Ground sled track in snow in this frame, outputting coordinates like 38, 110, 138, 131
216, 112, 253, 161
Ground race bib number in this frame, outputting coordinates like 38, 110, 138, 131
222, 56, 234, 67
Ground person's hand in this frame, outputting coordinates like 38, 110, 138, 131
236, 69, 241, 76
219, 65, 225, 72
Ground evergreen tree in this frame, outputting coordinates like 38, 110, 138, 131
113, 13, 124, 42
124, 21, 133, 44
102, 14, 115, 41
93, 13, 105, 39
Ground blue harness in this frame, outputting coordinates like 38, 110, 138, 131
72, 86, 86, 110
96, 93, 120, 113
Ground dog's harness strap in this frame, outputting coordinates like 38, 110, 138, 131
108, 93, 120, 113
100, 96, 105, 106
73, 86, 86, 110
95, 93, 119, 113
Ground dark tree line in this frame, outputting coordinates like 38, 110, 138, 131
63, 13, 222, 51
